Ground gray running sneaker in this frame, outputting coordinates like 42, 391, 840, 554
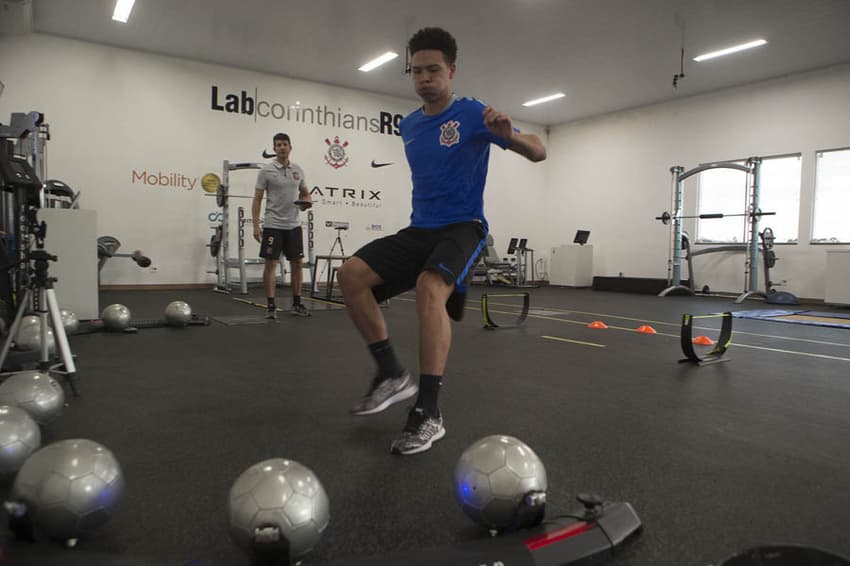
390, 407, 446, 455
291, 303, 311, 317
350, 371, 417, 415
265, 309, 277, 320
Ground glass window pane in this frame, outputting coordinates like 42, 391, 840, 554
696, 164, 747, 243
758, 155, 801, 244
696, 157, 801, 244
813, 148, 850, 243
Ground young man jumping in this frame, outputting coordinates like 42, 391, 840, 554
337, 27, 546, 455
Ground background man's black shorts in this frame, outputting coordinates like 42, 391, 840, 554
259, 227, 304, 261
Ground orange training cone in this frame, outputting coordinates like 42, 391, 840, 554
635, 325, 657, 334
588, 321, 608, 329
692, 335, 715, 346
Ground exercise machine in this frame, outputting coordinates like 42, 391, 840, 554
677, 228, 798, 304
657, 158, 797, 303
0, 145, 78, 396
34, 180, 152, 285
36, 180, 152, 284
755, 227, 798, 304
42, 179, 81, 209
205, 160, 315, 295
474, 235, 539, 288
473, 234, 515, 285
508, 237, 538, 287
206, 161, 265, 294
96, 236, 151, 282
0, 110, 50, 301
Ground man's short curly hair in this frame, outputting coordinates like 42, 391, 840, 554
408, 27, 457, 65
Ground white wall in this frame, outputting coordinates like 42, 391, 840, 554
0, 33, 547, 286
546, 63, 850, 299
5, 33, 846, 300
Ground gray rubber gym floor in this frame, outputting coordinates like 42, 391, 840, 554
1, 286, 849, 565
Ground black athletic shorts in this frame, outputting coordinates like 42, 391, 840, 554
354, 221, 487, 302
259, 227, 304, 261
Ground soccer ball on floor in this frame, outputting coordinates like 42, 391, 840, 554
454, 435, 548, 531
228, 458, 330, 563
164, 301, 192, 327
0, 405, 41, 474
0, 370, 64, 424
9, 439, 124, 543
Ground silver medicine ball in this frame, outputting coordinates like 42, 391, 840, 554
163, 301, 192, 327
101, 304, 131, 331
0, 405, 41, 474
0, 370, 64, 425
10, 439, 124, 541
454, 435, 547, 531
228, 458, 330, 563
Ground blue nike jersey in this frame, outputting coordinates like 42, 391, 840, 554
399, 97, 511, 230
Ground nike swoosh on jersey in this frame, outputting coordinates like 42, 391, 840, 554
371, 160, 393, 168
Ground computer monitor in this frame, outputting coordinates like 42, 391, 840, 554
507, 237, 519, 254
574, 230, 590, 245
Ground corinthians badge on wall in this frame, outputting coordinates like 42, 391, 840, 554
324, 136, 350, 169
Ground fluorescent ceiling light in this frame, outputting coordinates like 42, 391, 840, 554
693, 39, 767, 62
112, 0, 135, 23
522, 92, 566, 107
358, 52, 398, 72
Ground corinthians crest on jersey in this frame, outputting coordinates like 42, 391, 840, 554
439, 120, 460, 147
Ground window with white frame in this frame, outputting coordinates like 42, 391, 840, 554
696, 162, 748, 243
758, 155, 801, 244
696, 155, 801, 244
812, 148, 850, 243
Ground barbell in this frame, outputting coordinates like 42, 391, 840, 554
201, 184, 256, 207
202, 172, 257, 207
655, 210, 775, 225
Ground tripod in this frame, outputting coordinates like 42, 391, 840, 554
328, 227, 346, 257
0, 237, 79, 396
311, 225, 349, 301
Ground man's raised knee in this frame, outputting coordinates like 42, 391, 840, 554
416, 270, 453, 301
337, 258, 367, 290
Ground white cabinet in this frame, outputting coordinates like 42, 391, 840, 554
549, 245, 593, 287
39, 208, 99, 319
824, 250, 850, 305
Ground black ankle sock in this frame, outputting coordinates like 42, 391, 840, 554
415, 374, 442, 416
267, 298, 276, 310
292, 295, 302, 306
368, 339, 404, 380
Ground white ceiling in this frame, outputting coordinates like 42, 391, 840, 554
12, 0, 850, 126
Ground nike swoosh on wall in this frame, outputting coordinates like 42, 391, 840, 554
371, 160, 393, 168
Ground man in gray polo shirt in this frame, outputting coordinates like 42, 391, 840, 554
252, 132, 312, 318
